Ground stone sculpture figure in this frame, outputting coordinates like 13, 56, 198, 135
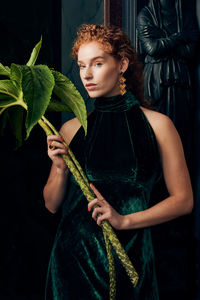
137, 2, 199, 298
137, 0, 199, 165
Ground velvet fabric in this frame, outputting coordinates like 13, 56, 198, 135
45, 92, 162, 299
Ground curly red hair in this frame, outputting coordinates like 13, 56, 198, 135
72, 24, 145, 104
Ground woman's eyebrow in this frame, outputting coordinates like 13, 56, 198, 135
78, 56, 105, 63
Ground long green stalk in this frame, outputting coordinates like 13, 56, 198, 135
38, 117, 139, 298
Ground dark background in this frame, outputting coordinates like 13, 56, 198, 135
0, 0, 200, 299
0, 1, 62, 299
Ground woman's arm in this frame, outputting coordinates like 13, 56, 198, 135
122, 109, 193, 229
88, 109, 193, 230
43, 117, 81, 213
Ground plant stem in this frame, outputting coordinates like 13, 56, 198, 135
38, 118, 94, 201
0, 103, 22, 115
38, 117, 139, 294
103, 229, 116, 300
42, 116, 90, 187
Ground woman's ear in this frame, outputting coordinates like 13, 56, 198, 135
120, 57, 129, 73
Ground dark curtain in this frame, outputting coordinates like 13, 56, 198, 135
0, 1, 61, 299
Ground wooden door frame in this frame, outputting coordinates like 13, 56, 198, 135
104, 0, 139, 48
104, 0, 122, 27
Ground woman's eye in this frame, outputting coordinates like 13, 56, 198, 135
79, 65, 85, 69
95, 62, 103, 67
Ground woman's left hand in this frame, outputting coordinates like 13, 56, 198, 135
88, 183, 125, 230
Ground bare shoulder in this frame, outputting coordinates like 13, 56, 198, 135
140, 106, 178, 144
140, 106, 173, 128
59, 117, 82, 145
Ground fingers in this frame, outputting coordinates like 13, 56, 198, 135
90, 203, 107, 226
87, 187, 122, 229
48, 148, 68, 156
48, 143, 68, 156
91, 205, 110, 226
96, 214, 109, 226
91, 206, 103, 220
48, 140, 66, 150
88, 197, 107, 211
47, 136, 68, 153
47, 136, 68, 162
88, 197, 110, 226
47, 135, 64, 144
90, 183, 104, 200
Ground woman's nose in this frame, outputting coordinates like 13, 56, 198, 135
83, 68, 93, 79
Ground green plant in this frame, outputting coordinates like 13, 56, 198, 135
0, 38, 139, 300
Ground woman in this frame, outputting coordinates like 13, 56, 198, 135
44, 24, 193, 299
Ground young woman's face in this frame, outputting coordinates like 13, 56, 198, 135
78, 41, 123, 98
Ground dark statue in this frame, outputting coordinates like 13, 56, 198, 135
137, 1, 199, 299
137, 0, 199, 165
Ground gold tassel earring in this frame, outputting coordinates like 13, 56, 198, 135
119, 73, 126, 95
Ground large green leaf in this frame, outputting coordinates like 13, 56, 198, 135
0, 80, 20, 100
10, 63, 22, 90
47, 98, 72, 112
21, 64, 55, 138
26, 36, 42, 67
0, 94, 17, 107
0, 63, 10, 77
52, 70, 87, 135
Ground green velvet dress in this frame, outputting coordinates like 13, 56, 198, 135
45, 91, 161, 299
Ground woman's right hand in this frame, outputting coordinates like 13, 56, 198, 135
47, 135, 69, 172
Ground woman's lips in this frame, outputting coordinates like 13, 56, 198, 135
85, 84, 97, 91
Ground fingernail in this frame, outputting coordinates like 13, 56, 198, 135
65, 147, 68, 152
88, 207, 90, 212
90, 183, 93, 187
60, 137, 64, 141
